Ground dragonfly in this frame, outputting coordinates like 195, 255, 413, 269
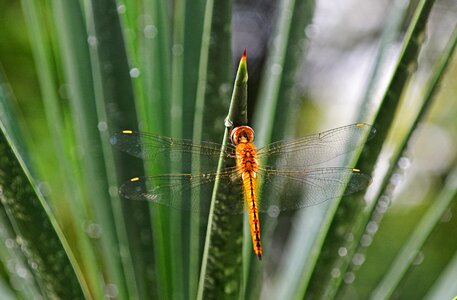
110, 123, 375, 260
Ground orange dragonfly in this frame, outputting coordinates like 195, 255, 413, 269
110, 123, 375, 260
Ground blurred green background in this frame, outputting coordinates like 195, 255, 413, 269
0, 0, 456, 299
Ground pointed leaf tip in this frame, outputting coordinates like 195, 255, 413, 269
242, 48, 247, 61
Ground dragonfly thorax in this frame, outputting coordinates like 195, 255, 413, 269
235, 142, 259, 173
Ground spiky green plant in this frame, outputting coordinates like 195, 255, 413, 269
0, 0, 456, 299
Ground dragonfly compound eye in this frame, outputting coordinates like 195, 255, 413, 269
231, 126, 255, 145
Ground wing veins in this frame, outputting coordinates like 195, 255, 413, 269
112, 130, 236, 159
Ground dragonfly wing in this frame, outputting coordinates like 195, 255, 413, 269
119, 170, 244, 214
110, 130, 236, 172
256, 123, 375, 169
257, 167, 371, 212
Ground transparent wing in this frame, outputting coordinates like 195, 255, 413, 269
112, 126, 373, 214
119, 168, 245, 214
257, 123, 376, 169
257, 167, 371, 212
110, 130, 235, 172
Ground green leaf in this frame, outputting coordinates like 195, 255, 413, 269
51, 1, 115, 298
86, 0, 156, 299
0, 206, 34, 299
366, 25, 457, 300
338, 14, 457, 300
0, 66, 87, 299
249, 0, 315, 298
180, 1, 208, 299
133, 1, 172, 299
304, 0, 439, 298
372, 166, 457, 299
424, 242, 457, 300
197, 48, 244, 300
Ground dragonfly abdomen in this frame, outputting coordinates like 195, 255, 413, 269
234, 134, 262, 260
242, 171, 262, 260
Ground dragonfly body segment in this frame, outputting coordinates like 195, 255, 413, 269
232, 126, 262, 259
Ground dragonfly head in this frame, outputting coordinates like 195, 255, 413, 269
231, 126, 255, 145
